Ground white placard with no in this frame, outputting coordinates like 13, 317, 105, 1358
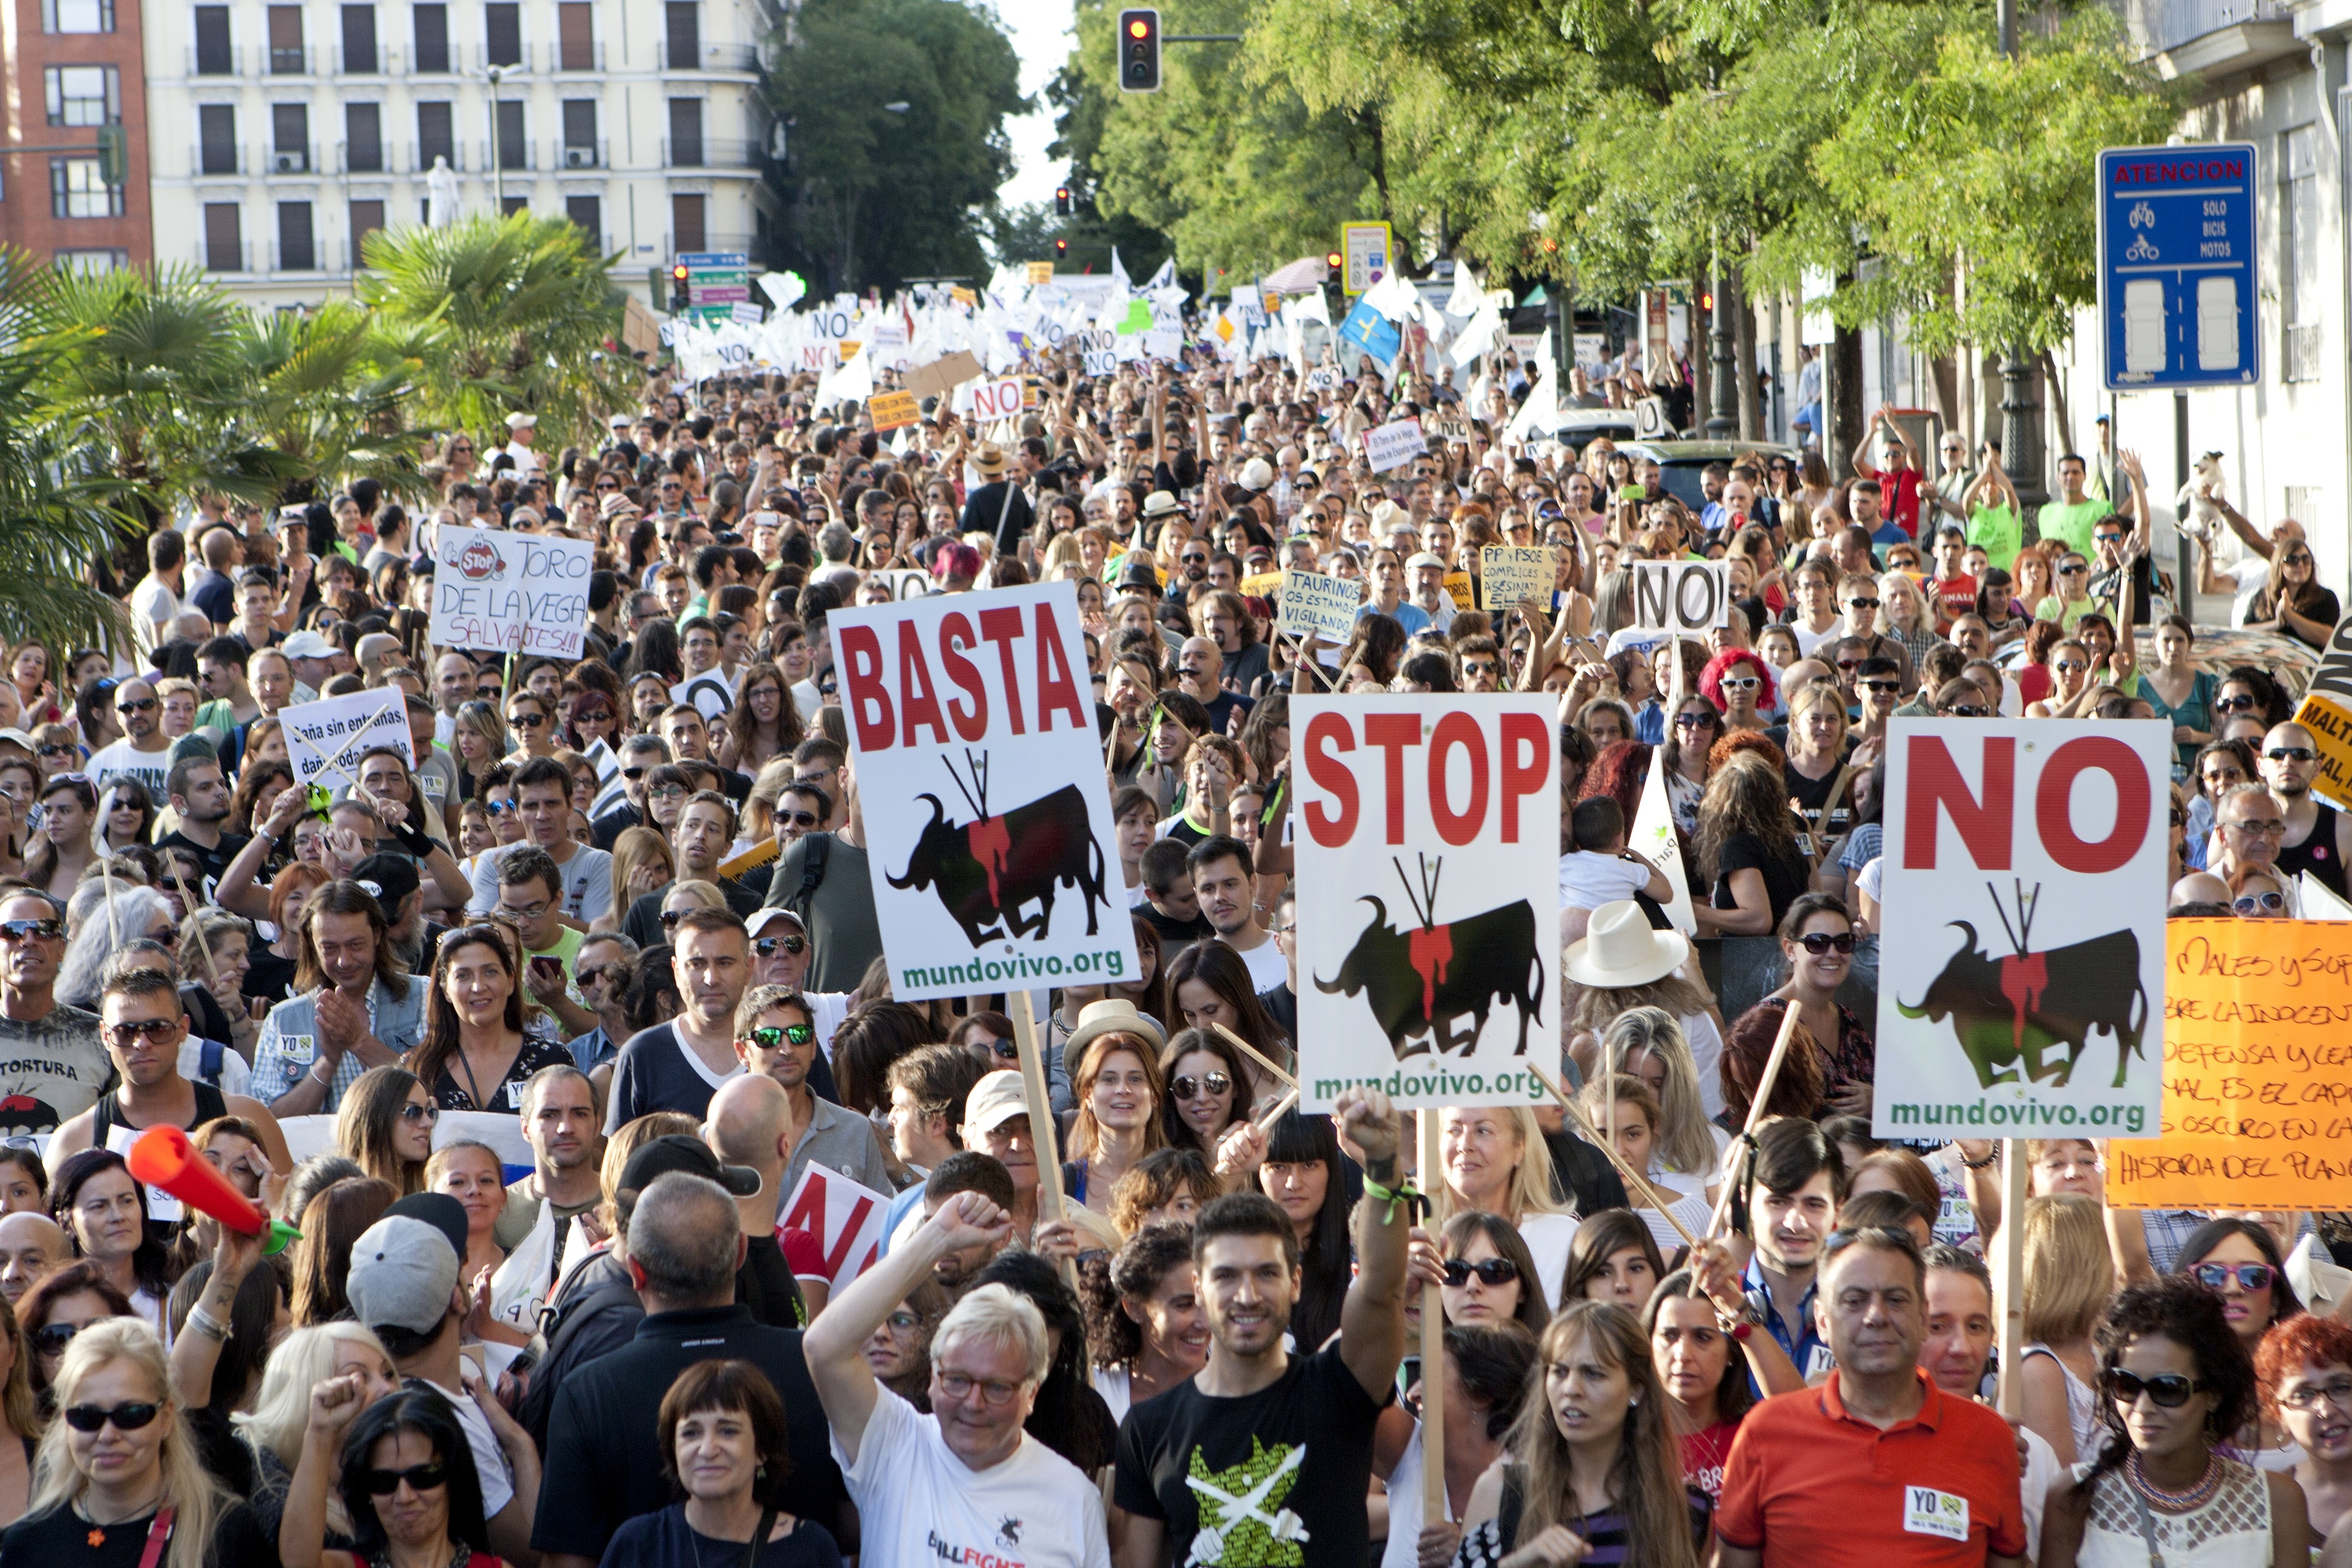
969, 377, 1024, 422
1628, 560, 1731, 632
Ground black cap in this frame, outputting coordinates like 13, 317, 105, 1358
382, 1192, 469, 1264
618, 1132, 762, 1198
351, 853, 420, 910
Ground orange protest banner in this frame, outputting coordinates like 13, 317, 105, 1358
867, 390, 919, 431
2105, 918, 2352, 1209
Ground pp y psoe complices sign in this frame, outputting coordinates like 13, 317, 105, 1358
1872, 717, 2169, 1140
835, 580, 1138, 1002
1292, 694, 1559, 1111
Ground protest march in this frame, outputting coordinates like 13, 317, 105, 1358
0, 260, 2349, 1568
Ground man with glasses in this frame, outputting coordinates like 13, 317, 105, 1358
0, 890, 109, 1136
776, 781, 831, 846
2083, 451, 2154, 626
733, 982, 892, 1200
194, 637, 263, 737
2213, 783, 2288, 885
492, 846, 600, 1039
84, 676, 170, 801
1849, 405, 1922, 541
1780, 562, 1844, 659
590, 734, 670, 850
47, 965, 289, 1169
2258, 722, 2352, 898
1851, 656, 1906, 749
465, 756, 615, 925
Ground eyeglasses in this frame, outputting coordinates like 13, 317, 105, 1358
2094, 532, 2125, 546
0, 919, 64, 943
62, 1402, 162, 1432
2267, 747, 2316, 763
1860, 679, 1903, 696
2215, 694, 2259, 713
1673, 712, 1720, 730
1944, 704, 1989, 717
1796, 931, 1857, 955
117, 697, 157, 714
2192, 1261, 2274, 1292
1171, 1071, 1232, 1100
753, 935, 807, 958
576, 965, 612, 989
2105, 1368, 2207, 1408
2280, 1376, 2352, 1414
497, 897, 551, 922
398, 1102, 439, 1125
36, 743, 73, 759
1442, 1257, 1521, 1289
880, 1310, 923, 1335
2223, 818, 2285, 837
485, 799, 518, 815
935, 1369, 1025, 1405
747, 1023, 816, 1050
972, 1036, 1018, 1062
1834, 658, 1863, 672
358, 1463, 450, 1495
508, 711, 547, 728
2057, 564, 2086, 576
2053, 661, 2088, 674
1843, 597, 1880, 611
102, 1019, 178, 1047
2232, 892, 2286, 915
32, 1323, 82, 1355
649, 786, 688, 803
780, 810, 821, 828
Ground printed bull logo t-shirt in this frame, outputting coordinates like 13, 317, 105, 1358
1114, 1342, 1387, 1568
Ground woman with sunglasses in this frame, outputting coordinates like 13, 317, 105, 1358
1154, 1027, 1251, 1160
2258, 1315, 2352, 1547
2178, 739, 2255, 875
18, 1261, 132, 1410
0, 1317, 273, 1568
1422, 1210, 1549, 1336
2025, 638, 2097, 719
1697, 648, 1773, 736
2177, 1217, 2303, 1367
2249, 535, 2341, 650
2226, 861, 2293, 920
561, 690, 619, 757
334, 1067, 436, 1197
1722, 893, 1871, 1123
501, 693, 557, 763
2042, 1276, 2308, 1568
95, 781, 155, 855
284, 1379, 503, 1568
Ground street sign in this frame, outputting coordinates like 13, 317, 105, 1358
2096, 143, 2258, 391
1340, 221, 1392, 297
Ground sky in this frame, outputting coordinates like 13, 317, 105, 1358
995, 0, 1077, 212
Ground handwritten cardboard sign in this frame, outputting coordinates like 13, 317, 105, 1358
281, 687, 412, 797
1480, 546, 1557, 612
1277, 569, 1362, 643
428, 524, 595, 658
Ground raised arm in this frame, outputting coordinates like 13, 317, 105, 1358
801, 1189, 1013, 1463
1336, 1086, 1409, 1399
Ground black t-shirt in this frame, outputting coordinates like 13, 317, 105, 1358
740, 1231, 806, 1328
1711, 832, 1809, 929
243, 946, 299, 1007
590, 802, 643, 851
157, 828, 251, 893
1201, 687, 1255, 736
1220, 643, 1272, 696
534, 1304, 844, 1561
0, 1500, 275, 1568
1783, 759, 1853, 850
603, 1505, 844, 1568
2086, 554, 2157, 627
1112, 1341, 1388, 1568
622, 880, 762, 949
1137, 902, 1214, 948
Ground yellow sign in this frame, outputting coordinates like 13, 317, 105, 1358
949, 286, 977, 306
2294, 611, 2352, 809
1443, 572, 1475, 610
1239, 572, 1283, 598
1341, 221, 1394, 297
2106, 920, 2352, 1209
1478, 546, 1557, 612
867, 390, 920, 431
1026, 262, 1054, 285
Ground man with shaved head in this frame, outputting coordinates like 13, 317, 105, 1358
704, 1071, 812, 1323
2259, 721, 2352, 898
0, 1211, 67, 1305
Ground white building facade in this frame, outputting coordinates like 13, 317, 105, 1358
140, 0, 782, 307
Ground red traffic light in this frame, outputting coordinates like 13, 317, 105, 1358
1118, 8, 1160, 91
1055, 238, 1069, 255
672, 263, 690, 283
1128, 16, 1149, 36
1699, 290, 1715, 310
1325, 251, 1342, 269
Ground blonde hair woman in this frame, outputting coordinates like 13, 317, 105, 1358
2019, 1192, 2115, 1467
606, 826, 677, 929
1432, 1106, 1578, 1310
231, 1321, 399, 1549
9, 1318, 272, 1568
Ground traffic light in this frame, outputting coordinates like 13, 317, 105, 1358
1055, 186, 1073, 217
94, 125, 128, 188
1118, 8, 1160, 93
1325, 250, 1342, 270
1054, 238, 1070, 258
1699, 287, 1716, 311
670, 261, 691, 311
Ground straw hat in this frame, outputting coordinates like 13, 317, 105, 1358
1065, 998, 1167, 1063
972, 443, 1010, 479
1563, 900, 1690, 989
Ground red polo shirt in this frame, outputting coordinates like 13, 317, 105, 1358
1715, 1370, 2026, 1567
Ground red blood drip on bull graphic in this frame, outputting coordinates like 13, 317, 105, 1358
967, 816, 1011, 907
1408, 924, 1453, 1019
1998, 950, 2047, 1062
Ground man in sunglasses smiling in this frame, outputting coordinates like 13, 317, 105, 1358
83, 676, 171, 802
0, 888, 111, 1135
2257, 720, 2352, 900
732, 982, 893, 1200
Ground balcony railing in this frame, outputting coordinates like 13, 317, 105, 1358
663, 137, 762, 169
265, 143, 319, 175
556, 139, 607, 170
2119, 0, 2288, 54
658, 41, 760, 71
482, 139, 537, 171
267, 44, 315, 74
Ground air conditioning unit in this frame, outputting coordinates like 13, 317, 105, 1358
563, 145, 596, 169
272, 151, 306, 173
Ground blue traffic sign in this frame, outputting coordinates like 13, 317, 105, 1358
2096, 143, 2258, 391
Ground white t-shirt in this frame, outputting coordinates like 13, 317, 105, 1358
1379, 1424, 1454, 1568
1519, 1211, 1579, 1310
87, 739, 172, 802
1682, 1010, 1726, 1122
2227, 555, 2269, 626
836, 1385, 1110, 1568
465, 840, 615, 923
1789, 619, 1841, 658
1220, 931, 1289, 995
1558, 851, 1648, 913
421, 1375, 515, 1520
130, 574, 182, 647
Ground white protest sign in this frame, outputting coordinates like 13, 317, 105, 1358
1872, 717, 2170, 1140
1478, 546, 1557, 612
969, 376, 1025, 422
434, 1108, 535, 1175
1276, 569, 1362, 644
1628, 560, 1731, 632
429, 524, 596, 658
777, 1162, 890, 1287
834, 580, 1139, 1002
1292, 694, 1560, 1111
1362, 416, 1428, 473
863, 567, 939, 603
280, 687, 412, 797
1630, 747, 1694, 935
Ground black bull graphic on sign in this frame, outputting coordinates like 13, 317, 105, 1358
1896, 921, 2149, 1089
1315, 895, 1545, 1059
886, 785, 1109, 947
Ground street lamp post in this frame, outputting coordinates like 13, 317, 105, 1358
1992, 0, 2045, 506
486, 64, 509, 210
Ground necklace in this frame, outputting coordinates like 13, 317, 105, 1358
73, 1486, 166, 1547
2128, 1450, 2223, 1511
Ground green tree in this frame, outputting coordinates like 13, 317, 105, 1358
232, 299, 433, 497
769, 0, 1027, 291
356, 212, 632, 449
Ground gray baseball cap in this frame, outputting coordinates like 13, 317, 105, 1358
347, 1194, 465, 1335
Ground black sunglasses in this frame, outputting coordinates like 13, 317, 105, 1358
1443, 1257, 1521, 1288
358, 1462, 449, 1495
64, 1401, 162, 1431
1171, 1072, 1232, 1100
753, 935, 807, 957
0, 919, 65, 942
2104, 1368, 2205, 1408
2215, 694, 2259, 712
33, 1323, 82, 1354
2267, 747, 2316, 763
1796, 931, 1857, 955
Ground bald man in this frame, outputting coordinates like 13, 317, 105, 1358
0, 1212, 68, 1305
2259, 722, 2352, 898
705, 1074, 815, 1324
2168, 871, 2232, 910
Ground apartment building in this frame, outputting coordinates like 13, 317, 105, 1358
140, 0, 780, 308
0, 0, 154, 269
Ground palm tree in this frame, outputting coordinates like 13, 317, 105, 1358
231, 298, 434, 497
0, 252, 139, 654
357, 212, 635, 449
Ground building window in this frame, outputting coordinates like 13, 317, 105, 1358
42, 0, 113, 33
564, 194, 601, 241
267, 5, 306, 72
493, 100, 526, 169
501, 195, 528, 216
485, 2, 521, 65
560, 99, 596, 166
272, 103, 310, 171
346, 103, 383, 172
671, 191, 704, 252
667, 97, 702, 166
557, 1, 593, 69
44, 65, 119, 126
51, 157, 122, 218
55, 249, 128, 272
413, 3, 449, 71
342, 5, 378, 70
204, 204, 243, 269
2284, 126, 2321, 384
199, 104, 238, 174
664, 1, 696, 68
279, 201, 316, 270
351, 198, 386, 254
194, 6, 234, 72
417, 100, 454, 168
